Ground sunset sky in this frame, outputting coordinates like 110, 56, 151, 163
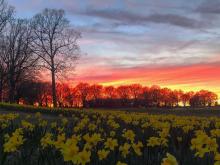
8, 0, 220, 98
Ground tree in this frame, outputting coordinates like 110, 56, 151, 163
189, 90, 218, 107
17, 79, 38, 105
149, 85, 161, 107
129, 84, 143, 107
0, 19, 38, 103
88, 84, 103, 107
0, 0, 13, 102
160, 88, 172, 107
32, 9, 81, 107
63, 86, 74, 107
104, 86, 117, 99
205, 91, 218, 106
0, 58, 6, 102
103, 86, 117, 107
141, 86, 150, 107
117, 85, 131, 107
74, 83, 90, 108
0, 0, 13, 34
16, 80, 52, 106
173, 90, 183, 106
36, 82, 51, 107
181, 92, 193, 107
57, 83, 74, 107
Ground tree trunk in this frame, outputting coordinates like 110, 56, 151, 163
46, 97, 48, 107
0, 79, 3, 102
9, 81, 15, 103
51, 69, 57, 107
8, 72, 16, 103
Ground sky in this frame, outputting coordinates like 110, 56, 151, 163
8, 0, 220, 98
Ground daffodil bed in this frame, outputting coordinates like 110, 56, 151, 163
0, 110, 220, 165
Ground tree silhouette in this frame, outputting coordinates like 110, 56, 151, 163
0, 19, 38, 103
31, 9, 80, 107
0, 0, 13, 33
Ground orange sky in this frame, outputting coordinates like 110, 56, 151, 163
40, 60, 220, 103
70, 62, 220, 102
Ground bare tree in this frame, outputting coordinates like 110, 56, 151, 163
75, 83, 90, 108
31, 9, 81, 107
0, 19, 38, 103
0, 58, 6, 102
0, 0, 13, 102
0, 0, 13, 33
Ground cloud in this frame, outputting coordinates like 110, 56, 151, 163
83, 9, 202, 29
146, 14, 201, 29
196, 1, 220, 14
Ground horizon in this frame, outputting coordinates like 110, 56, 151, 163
7, 0, 220, 101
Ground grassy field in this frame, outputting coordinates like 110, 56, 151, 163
1, 103, 220, 117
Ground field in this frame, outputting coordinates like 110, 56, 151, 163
1, 104, 220, 165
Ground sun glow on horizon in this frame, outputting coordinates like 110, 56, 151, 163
72, 63, 220, 104
98, 79, 220, 104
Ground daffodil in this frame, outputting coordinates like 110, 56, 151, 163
98, 149, 110, 160
21, 120, 35, 131
116, 161, 127, 165
161, 153, 178, 165
122, 130, 135, 142
41, 133, 54, 149
4, 128, 25, 153
132, 141, 143, 156
104, 138, 118, 151
77, 150, 91, 165
119, 143, 131, 158
60, 138, 79, 164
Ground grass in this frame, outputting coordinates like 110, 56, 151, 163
0, 102, 220, 117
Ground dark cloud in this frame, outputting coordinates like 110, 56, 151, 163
83, 9, 202, 29
146, 14, 201, 29
196, 1, 220, 14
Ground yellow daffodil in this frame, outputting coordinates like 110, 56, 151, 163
119, 143, 131, 158
4, 128, 25, 153
97, 149, 110, 160
161, 153, 178, 165
104, 138, 118, 151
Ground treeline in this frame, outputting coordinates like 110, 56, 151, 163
1, 80, 217, 108
0, 0, 80, 107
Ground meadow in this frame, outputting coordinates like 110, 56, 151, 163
0, 104, 220, 165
